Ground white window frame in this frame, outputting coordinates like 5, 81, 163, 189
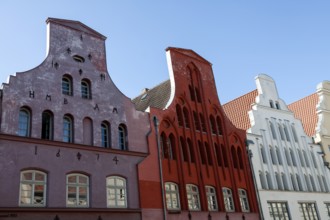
186, 184, 200, 211
205, 186, 218, 211
238, 188, 250, 212
165, 182, 181, 210
19, 170, 46, 207
106, 176, 127, 208
66, 174, 89, 207
222, 187, 235, 212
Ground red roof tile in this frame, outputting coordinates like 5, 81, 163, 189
288, 93, 318, 137
223, 90, 258, 130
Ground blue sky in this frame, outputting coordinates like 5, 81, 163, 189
0, 1, 329, 104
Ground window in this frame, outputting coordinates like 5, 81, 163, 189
270, 146, 277, 165
270, 122, 277, 139
216, 116, 223, 135
270, 100, 274, 108
325, 203, 330, 218
81, 79, 91, 99
275, 101, 280, 109
291, 125, 298, 142
195, 88, 201, 103
41, 110, 53, 140
282, 173, 290, 191
222, 145, 229, 167
199, 141, 206, 164
210, 115, 217, 134
298, 150, 305, 167
206, 186, 218, 211
303, 151, 310, 167
165, 182, 180, 210
238, 189, 250, 212
290, 149, 297, 166
19, 170, 46, 206
62, 75, 73, 95
193, 111, 200, 131
291, 174, 298, 191
266, 172, 273, 189
205, 142, 213, 165
299, 202, 319, 220
261, 145, 267, 163
18, 107, 31, 137
284, 125, 290, 141
276, 172, 283, 190
101, 121, 110, 148
285, 148, 292, 166
66, 174, 89, 207
106, 176, 127, 208
180, 137, 189, 162
259, 171, 268, 189
63, 114, 73, 143
186, 184, 200, 211
214, 143, 223, 166
222, 187, 234, 212
276, 147, 282, 165
237, 147, 244, 169
176, 105, 183, 126
183, 107, 190, 128
82, 117, 93, 146
118, 124, 127, 150
278, 124, 285, 141
231, 146, 238, 168
268, 202, 290, 220
187, 138, 195, 163
189, 85, 195, 101
296, 174, 303, 191
200, 114, 207, 132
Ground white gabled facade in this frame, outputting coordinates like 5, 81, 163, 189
246, 74, 330, 220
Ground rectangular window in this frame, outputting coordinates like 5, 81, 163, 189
206, 186, 218, 211
299, 202, 319, 220
20, 170, 46, 207
186, 184, 200, 211
165, 182, 180, 210
268, 202, 290, 220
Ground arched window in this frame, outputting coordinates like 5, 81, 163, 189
41, 110, 53, 140
193, 111, 200, 131
238, 189, 250, 212
180, 137, 189, 162
62, 75, 73, 95
186, 184, 200, 211
187, 138, 195, 163
291, 125, 298, 142
83, 117, 93, 146
269, 100, 274, 108
237, 148, 244, 169
18, 107, 31, 137
290, 149, 297, 166
260, 145, 267, 163
214, 143, 223, 166
81, 79, 91, 99
176, 105, 183, 126
296, 174, 303, 191
200, 113, 207, 132
216, 116, 223, 135
189, 85, 195, 101
222, 187, 235, 212
298, 150, 305, 167
101, 121, 110, 148
222, 145, 229, 167
160, 133, 167, 158
63, 114, 73, 143
270, 146, 277, 165
276, 172, 283, 190
276, 147, 282, 165
285, 148, 292, 166
278, 124, 285, 141
259, 171, 268, 189
275, 101, 280, 109
118, 124, 127, 150
210, 115, 217, 135
270, 122, 277, 139
199, 141, 206, 164
291, 174, 298, 191
310, 175, 317, 192
231, 146, 238, 168
303, 151, 310, 167
183, 107, 190, 128
66, 173, 89, 207
165, 182, 180, 210
282, 173, 290, 190
205, 142, 213, 165
266, 172, 273, 189
305, 174, 312, 191
311, 152, 318, 168
195, 88, 201, 103
168, 134, 176, 160
19, 170, 46, 207
206, 186, 218, 211
106, 176, 127, 208
283, 124, 290, 141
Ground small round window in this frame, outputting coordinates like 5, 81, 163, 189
73, 55, 85, 63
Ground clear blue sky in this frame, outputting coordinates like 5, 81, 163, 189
1, 1, 329, 104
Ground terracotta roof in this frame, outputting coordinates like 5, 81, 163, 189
166, 47, 212, 65
132, 80, 171, 111
223, 90, 258, 130
288, 93, 318, 137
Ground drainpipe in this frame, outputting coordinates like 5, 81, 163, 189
153, 116, 167, 220
246, 139, 264, 220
